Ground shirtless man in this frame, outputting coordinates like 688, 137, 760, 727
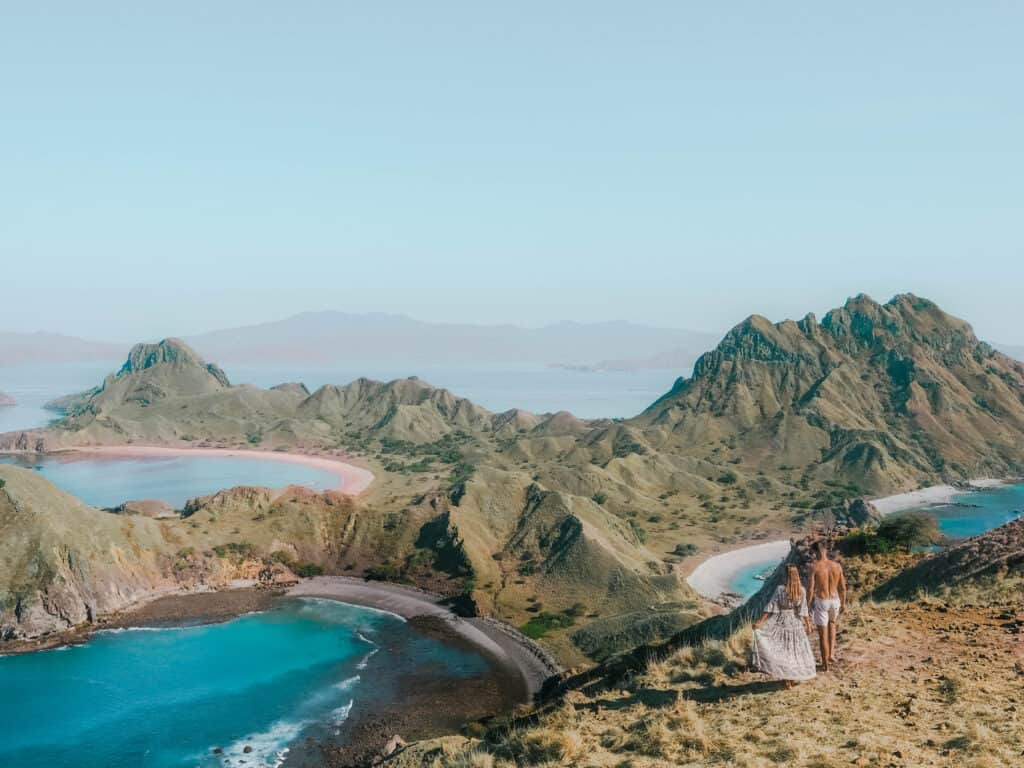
806, 539, 846, 671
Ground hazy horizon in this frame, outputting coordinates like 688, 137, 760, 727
4, 4, 1023, 343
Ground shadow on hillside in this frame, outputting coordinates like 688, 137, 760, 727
575, 687, 681, 712
683, 679, 782, 702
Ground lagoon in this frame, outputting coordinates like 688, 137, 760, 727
0, 453, 341, 509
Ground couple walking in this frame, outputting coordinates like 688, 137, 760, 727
751, 540, 847, 687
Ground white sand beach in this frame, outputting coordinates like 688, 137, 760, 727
687, 539, 792, 600
289, 576, 559, 695
62, 445, 376, 496
871, 478, 1006, 515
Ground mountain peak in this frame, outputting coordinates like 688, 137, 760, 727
119, 339, 230, 387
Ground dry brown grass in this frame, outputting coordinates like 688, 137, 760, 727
394, 595, 1024, 768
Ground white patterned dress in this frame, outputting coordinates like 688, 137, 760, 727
752, 585, 816, 681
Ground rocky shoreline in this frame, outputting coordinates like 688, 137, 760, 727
2, 578, 560, 767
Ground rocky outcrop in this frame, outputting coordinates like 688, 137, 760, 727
270, 382, 310, 397
874, 518, 1024, 600
0, 465, 179, 640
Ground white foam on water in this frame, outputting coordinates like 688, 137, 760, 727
98, 625, 183, 634
294, 596, 407, 623
356, 630, 376, 645
217, 718, 307, 768
331, 700, 354, 734
336, 674, 360, 691
357, 648, 378, 669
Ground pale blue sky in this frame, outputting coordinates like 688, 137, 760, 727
2, 3, 1022, 342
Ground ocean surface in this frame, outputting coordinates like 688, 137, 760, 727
0, 598, 488, 768
0, 361, 681, 431
0, 361, 117, 434
0, 454, 341, 508
930, 482, 1024, 539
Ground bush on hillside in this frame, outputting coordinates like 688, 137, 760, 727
876, 511, 941, 552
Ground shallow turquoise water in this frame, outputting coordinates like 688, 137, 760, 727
0, 454, 339, 508
930, 482, 1024, 539
0, 599, 487, 768
729, 561, 781, 598
727, 483, 1024, 600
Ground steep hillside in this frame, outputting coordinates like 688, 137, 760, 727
634, 294, 1024, 494
875, 517, 1024, 600
0, 465, 177, 639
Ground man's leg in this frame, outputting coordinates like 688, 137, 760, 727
817, 626, 830, 671
829, 608, 838, 662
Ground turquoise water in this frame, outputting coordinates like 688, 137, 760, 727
727, 483, 1024, 600
930, 482, 1024, 539
729, 561, 781, 599
0, 598, 488, 768
0, 454, 340, 508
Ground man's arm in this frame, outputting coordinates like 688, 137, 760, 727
837, 564, 847, 614
807, 568, 817, 603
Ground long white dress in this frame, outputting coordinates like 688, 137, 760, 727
752, 585, 816, 682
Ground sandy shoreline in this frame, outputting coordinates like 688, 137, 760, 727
870, 478, 1008, 515
290, 576, 559, 696
686, 540, 792, 600
55, 445, 376, 496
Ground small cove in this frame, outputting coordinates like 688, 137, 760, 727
0, 598, 491, 768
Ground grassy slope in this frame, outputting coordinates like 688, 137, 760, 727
391, 530, 1024, 768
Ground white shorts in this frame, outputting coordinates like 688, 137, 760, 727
811, 597, 841, 627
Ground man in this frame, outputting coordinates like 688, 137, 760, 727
806, 539, 846, 671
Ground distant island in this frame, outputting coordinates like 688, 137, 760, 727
0, 392, 15, 407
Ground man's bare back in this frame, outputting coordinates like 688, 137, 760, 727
807, 540, 847, 670
808, 558, 844, 601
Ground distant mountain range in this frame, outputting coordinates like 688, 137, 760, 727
1, 314, 719, 370
182, 312, 721, 369
0, 332, 123, 366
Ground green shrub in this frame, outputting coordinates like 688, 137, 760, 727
212, 542, 256, 560
293, 562, 324, 578
672, 542, 698, 557
520, 611, 576, 639
876, 511, 941, 552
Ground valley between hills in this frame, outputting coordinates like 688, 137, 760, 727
2, 292, 1024, 766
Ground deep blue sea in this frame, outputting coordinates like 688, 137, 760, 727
0, 599, 487, 768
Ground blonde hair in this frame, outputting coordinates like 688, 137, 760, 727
785, 565, 802, 604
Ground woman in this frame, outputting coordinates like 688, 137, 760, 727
752, 564, 816, 688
